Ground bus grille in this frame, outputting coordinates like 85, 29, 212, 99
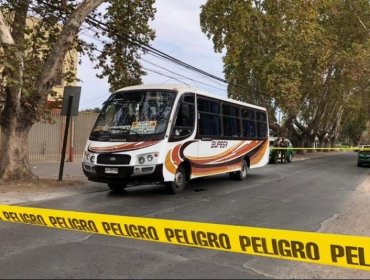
97, 154, 131, 165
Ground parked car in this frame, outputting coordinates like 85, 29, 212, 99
357, 145, 370, 167
269, 137, 294, 164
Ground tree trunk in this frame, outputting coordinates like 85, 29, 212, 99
330, 137, 336, 148
0, 0, 105, 183
0, 11, 14, 44
34, 0, 106, 114
0, 5, 28, 182
0, 122, 34, 182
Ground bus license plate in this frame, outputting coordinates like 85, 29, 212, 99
105, 168, 118, 174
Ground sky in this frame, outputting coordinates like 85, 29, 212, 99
77, 0, 226, 110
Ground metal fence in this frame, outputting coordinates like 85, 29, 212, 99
24, 111, 97, 162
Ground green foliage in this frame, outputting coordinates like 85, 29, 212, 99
95, 0, 156, 92
0, 0, 157, 181
1, 1, 75, 98
200, 0, 370, 145
80, 107, 101, 113
340, 112, 367, 146
0, 0, 156, 113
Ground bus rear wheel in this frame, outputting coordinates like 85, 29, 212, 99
229, 172, 236, 180
235, 159, 248, 181
108, 183, 127, 192
166, 166, 187, 194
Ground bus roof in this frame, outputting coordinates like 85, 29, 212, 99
114, 84, 266, 111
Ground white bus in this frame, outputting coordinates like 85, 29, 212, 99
82, 84, 269, 193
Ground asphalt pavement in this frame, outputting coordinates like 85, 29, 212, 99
30, 151, 340, 180
1, 152, 369, 278
0, 151, 351, 205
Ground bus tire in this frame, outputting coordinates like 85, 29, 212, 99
108, 183, 127, 192
229, 172, 236, 180
235, 159, 248, 181
166, 165, 187, 194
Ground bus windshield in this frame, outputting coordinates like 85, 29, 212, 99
90, 90, 177, 142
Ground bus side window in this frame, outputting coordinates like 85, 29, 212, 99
256, 111, 267, 138
241, 108, 257, 138
197, 97, 221, 137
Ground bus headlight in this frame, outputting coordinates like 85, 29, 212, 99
137, 152, 159, 165
84, 152, 96, 163
138, 157, 146, 164
90, 155, 95, 163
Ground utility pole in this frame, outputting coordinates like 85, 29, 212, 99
58, 86, 81, 181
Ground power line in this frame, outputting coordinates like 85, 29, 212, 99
32, 1, 269, 100
82, 14, 268, 99
142, 67, 190, 85
38, 1, 228, 83
145, 53, 228, 89
84, 16, 230, 84
79, 28, 227, 92
78, 33, 211, 94
140, 58, 226, 92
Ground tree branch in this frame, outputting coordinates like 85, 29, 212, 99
0, 11, 14, 45
34, 0, 105, 110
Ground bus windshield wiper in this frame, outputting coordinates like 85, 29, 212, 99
128, 129, 146, 139
109, 127, 145, 139
90, 130, 110, 141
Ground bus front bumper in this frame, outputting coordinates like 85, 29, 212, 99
82, 163, 164, 184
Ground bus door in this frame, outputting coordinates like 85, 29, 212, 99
169, 92, 198, 160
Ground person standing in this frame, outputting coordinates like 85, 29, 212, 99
279, 137, 289, 163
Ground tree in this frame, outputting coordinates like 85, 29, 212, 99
95, 0, 155, 92
0, 0, 155, 182
200, 0, 370, 147
340, 112, 368, 146
80, 107, 101, 113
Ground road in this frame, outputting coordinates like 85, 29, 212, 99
0, 152, 369, 279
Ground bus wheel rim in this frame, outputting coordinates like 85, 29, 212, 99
242, 163, 247, 177
175, 172, 184, 187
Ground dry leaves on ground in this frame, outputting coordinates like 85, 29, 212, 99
0, 179, 86, 193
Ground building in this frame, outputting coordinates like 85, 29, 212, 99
0, 15, 78, 111
25, 17, 78, 108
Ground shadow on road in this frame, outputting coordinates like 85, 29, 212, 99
105, 173, 264, 198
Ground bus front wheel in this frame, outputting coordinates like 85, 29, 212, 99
166, 166, 187, 194
235, 159, 248, 181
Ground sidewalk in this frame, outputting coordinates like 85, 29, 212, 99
0, 161, 106, 205
290, 150, 344, 161
31, 161, 85, 180
0, 151, 345, 205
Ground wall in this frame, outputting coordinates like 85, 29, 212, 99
27, 111, 98, 162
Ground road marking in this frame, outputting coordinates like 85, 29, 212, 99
1, 204, 370, 271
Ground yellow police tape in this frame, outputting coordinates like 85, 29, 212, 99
1, 204, 370, 271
